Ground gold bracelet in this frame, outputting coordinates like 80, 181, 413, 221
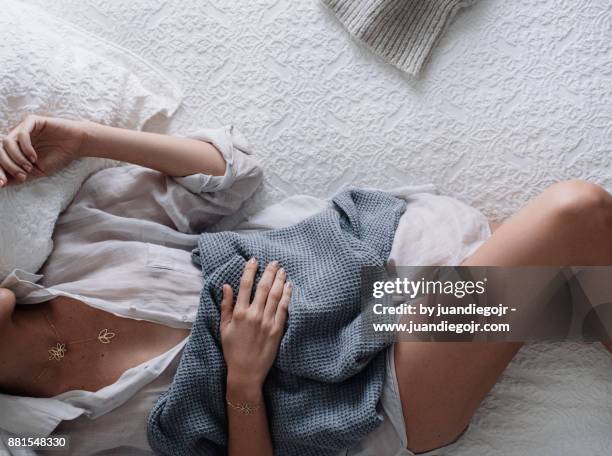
226, 397, 262, 415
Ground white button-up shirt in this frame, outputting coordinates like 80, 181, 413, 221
0, 126, 264, 455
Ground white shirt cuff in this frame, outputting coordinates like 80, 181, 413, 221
173, 125, 252, 194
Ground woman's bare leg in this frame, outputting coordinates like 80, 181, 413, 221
394, 180, 612, 453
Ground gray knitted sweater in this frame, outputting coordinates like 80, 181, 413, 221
322, 0, 476, 74
147, 188, 406, 456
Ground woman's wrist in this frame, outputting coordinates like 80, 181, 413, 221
75, 120, 100, 158
226, 374, 264, 403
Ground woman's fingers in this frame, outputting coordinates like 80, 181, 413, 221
0, 117, 39, 186
235, 259, 285, 319
3, 136, 33, 174
273, 282, 292, 334
0, 144, 27, 181
251, 261, 279, 315
220, 284, 234, 328
263, 267, 286, 320
0, 165, 7, 187
236, 258, 258, 310
17, 129, 38, 164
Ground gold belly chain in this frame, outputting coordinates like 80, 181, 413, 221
33, 310, 118, 384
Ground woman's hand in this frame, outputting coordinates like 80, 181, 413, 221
221, 258, 291, 391
0, 115, 85, 187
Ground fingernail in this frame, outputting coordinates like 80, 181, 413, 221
279, 267, 285, 276
24, 164, 32, 173
286, 282, 292, 290
270, 261, 279, 268
18, 173, 26, 181
30, 155, 37, 163
248, 257, 256, 265
0, 179, 5, 187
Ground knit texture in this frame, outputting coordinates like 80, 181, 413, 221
322, 0, 475, 75
147, 188, 406, 456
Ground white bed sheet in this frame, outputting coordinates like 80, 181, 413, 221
21, 0, 612, 454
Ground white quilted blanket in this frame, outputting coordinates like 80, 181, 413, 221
21, 0, 612, 454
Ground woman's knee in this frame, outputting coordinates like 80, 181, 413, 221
541, 180, 612, 229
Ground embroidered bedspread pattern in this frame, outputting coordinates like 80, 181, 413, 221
21, 1, 612, 454
25, 0, 612, 224
147, 189, 406, 456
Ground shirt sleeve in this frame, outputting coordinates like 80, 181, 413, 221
169, 125, 263, 231
59, 125, 262, 235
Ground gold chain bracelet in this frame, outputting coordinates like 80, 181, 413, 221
226, 397, 262, 415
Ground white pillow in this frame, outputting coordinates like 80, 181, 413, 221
0, 0, 183, 282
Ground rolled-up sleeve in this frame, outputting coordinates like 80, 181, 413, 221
174, 126, 261, 195
166, 125, 263, 231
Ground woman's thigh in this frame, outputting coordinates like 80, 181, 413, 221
394, 341, 520, 453
394, 180, 612, 453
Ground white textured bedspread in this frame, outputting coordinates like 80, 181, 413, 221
22, 0, 612, 454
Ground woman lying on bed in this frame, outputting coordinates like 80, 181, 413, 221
0, 115, 611, 456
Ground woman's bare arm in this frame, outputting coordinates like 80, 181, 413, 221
226, 382, 273, 456
0, 115, 226, 186
220, 259, 291, 456
79, 121, 227, 177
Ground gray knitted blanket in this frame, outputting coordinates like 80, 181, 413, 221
147, 188, 406, 456
322, 0, 476, 74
